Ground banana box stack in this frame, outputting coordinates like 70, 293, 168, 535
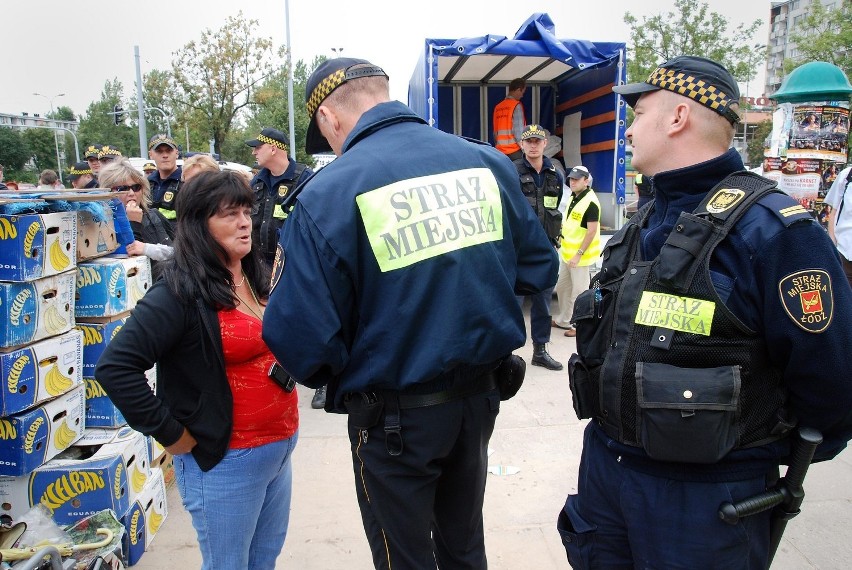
120, 466, 167, 566
71, 426, 151, 504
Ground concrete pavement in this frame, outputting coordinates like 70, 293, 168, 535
134, 321, 852, 569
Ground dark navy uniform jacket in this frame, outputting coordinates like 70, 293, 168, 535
263, 101, 558, 410
601, 148, 852, 468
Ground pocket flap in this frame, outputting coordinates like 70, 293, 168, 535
571, 288, 597, 322
636, 362, 740, 411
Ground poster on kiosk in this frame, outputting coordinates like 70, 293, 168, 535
764, 61, 852, 228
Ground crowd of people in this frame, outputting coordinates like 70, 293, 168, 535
6, 53, 845, 570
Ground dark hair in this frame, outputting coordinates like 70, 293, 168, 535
161, 170, 269, 308
509, 78, 526, 92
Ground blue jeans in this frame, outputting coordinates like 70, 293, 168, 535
517, 287, 554, 345
174, 433, 298, 570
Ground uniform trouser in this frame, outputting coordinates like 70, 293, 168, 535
553, 261, 591, 328
517, 287, 555, 344
348, 387, 500, 570
558, 424, 773, 570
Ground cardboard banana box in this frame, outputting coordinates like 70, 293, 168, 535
0, 329, 84, 416
76, 312, 130, 378
0, 270, 76, 349
0, 452, 128, 525
83, 369, 155, 429
77, 206, 118, 262
75, 256, 152, 318
0, 384, 85, 476
0, 211, 77, 282
120, 466, 167, 566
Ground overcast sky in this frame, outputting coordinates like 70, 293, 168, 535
2, 0, 769, 119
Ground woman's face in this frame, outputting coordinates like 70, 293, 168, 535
110, 179, 144, 207
208, 202, 253, 264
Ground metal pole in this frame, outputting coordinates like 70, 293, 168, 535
185, 123, 190, 153
145, 107, 171, 138
285, 0, 296, 158
135, 45, 147, 156
33, 92, 65, 184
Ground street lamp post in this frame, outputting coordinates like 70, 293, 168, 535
33, 92, 66, 184
331, 47, 344, 57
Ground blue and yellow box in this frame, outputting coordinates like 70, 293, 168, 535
0, 453, 129, 525
0, 329, 83, 416
76, 313, 129, 378
0, 271, 76, 349
84, 368, 155, 429
0, 211, 77, 282
120, 466, 167, 566
77, 206, 118, 262
0, 384, 85, 476
75, 256, 151, 318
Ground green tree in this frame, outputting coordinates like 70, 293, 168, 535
0, 127, 33, 180
76, 79, 140, 157
22, 128, 59, 173
785, 0, 852, 81
624, 0, 764, 83
747, 119, 773, 166
169, 11, 274, 157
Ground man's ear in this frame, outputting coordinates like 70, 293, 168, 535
669, 103, 691, 134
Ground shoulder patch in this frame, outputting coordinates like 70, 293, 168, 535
778, 269, 833, 333
270, 244, 285, 292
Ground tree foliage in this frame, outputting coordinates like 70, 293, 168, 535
169, 11, 274, 156
0, 127, 33, 178
624, 0, 764, 84
747, 120, 773, 166
76, 79, 140, 157
786, 0, 852, 81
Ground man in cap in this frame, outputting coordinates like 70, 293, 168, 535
552, 165, 600, 337
558, 55, 852, 568
262, 57, 557, 569
514, 123, 564, 370
68, 162, 97, 189
142, 161, 157, 175
84, 144, 103, 178
147, 134, 182, 225
97, 145, 123, 166
245, 127, 313, 268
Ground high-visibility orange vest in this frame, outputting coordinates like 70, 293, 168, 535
493, 98, 525, 155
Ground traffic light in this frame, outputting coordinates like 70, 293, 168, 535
113, 104, 124, 126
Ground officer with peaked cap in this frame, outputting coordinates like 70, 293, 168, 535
558, 55, 852, 569
147, 134, 182, 225
68, 161, 97, 189
84, 143, 103, 177
245, 127, 313, 268
262, 57, 557, 569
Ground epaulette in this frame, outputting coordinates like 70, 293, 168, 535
757, 191, 815, 228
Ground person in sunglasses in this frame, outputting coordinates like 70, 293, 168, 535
99, 159, 175, 276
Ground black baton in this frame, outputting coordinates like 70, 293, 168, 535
718, 427, 823, 566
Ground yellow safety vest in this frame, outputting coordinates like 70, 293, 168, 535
559, 189, 601, 266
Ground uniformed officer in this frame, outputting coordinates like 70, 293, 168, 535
558, 55, 852, 569
147, 134, 182, 226
68, 161, 97, 189
84, 143, 103, 179
245, 127, 313, 268
514, 123, 564, 370
97, 144, 122, 166
262, 57, 558, 570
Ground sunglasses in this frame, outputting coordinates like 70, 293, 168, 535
111, 184, 144, 193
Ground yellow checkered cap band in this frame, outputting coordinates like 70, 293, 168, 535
98, 146, 122, 158
307, 69, 347, 117
646, 65, 740, 124
521, 124, 547, 140
69, 165, 92, 176
85, 144, 102, 158
257, 133, 287, 151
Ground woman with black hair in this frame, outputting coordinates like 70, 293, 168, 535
96, 170, 299, 569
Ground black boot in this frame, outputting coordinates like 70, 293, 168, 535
531, 343, 563, 371
311, 385, 327, 409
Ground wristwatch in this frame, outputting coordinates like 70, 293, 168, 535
577, 248, 585, 255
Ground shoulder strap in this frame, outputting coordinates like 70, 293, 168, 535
692, 171, 778, 224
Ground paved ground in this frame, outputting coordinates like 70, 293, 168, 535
134, 310, 852, 569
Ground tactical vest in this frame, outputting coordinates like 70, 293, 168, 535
151, 177, 182, 221
568, 172, 795, 464
515, 161, 562, 245
252, 163, 307, 264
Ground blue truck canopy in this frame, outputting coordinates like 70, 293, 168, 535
408, 13, 628, 217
